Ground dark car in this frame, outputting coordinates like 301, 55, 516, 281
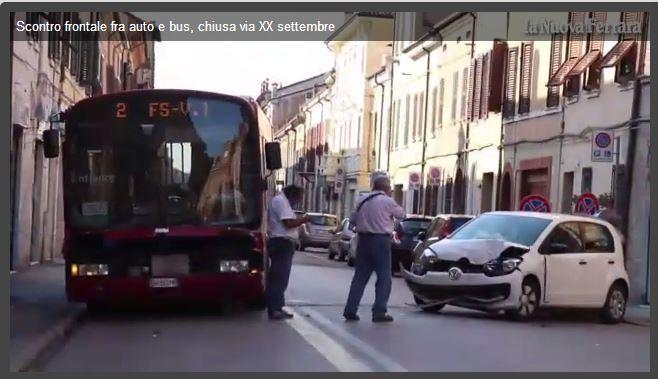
391, 216, 433, 275
406, 214, 475, 269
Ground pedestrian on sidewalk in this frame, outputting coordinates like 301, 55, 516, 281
266, 185, 310, 320
343, 173, 406, 322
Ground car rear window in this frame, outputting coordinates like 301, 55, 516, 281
449, 217, 472, 232
400, 219, 431, 234
309, 215, 338, 227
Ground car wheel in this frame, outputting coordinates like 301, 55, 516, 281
506, 278, 540, 321
600, 282, 627, 324
328, 251, 336, 260
247, 295, 267, 311
338, 251, 346, 261
299, 244, 305, 251
413, 295, 445, 312
347, 257, 355, 267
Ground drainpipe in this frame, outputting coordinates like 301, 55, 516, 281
556, 94, 566, 211
463, 12, 476, 214
386, 17, 397, 173
622, 78, 641, 246
374, 73, 386, 170
419, 44, 432, 216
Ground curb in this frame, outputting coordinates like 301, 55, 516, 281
11, 308, 85, 372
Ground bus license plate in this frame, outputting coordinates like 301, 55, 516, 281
149, 278, 179, 288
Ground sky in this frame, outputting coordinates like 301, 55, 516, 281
153, 41, 335, 98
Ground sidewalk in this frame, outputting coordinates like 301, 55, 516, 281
625, 304, 651, 327
10, 261, 84, 372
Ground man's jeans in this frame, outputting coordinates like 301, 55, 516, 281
266, 237, 296, 314
344, 234, 392, 316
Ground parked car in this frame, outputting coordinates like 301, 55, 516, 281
407, 214, 475, 270
403, 211, 629, 323
328, 218, 354, 261
347, 233, 358, 267
391, 216, 433, 275
299, 213, 339, 251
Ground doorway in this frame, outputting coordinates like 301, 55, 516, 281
453, 169, 465, 214
481, 172, 494, 213
500, 172, 511, 211
30, 141, 46, 264
562, 171, 574, 213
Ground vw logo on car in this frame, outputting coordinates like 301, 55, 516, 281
448, 266, 463, 281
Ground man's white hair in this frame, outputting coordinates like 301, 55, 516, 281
370, 170, 390, 190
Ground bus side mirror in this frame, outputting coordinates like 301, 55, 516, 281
43, 129, 60, 158
265, 142, 282, 170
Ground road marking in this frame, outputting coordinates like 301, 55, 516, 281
303, 252, 328, 261
285, 308, 372, 372
292, 306, 408, 372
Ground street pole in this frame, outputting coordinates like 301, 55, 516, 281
386, 17, 397, 173
374, 72, 386, 170
419, 46, 432, 216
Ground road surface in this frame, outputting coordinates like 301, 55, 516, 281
39, 249, 650, 372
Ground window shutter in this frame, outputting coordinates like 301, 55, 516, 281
589, 12, 607, 52
622, 12, 642, 41
461, 67, 468, 120
78, 32, 92, 84
489, 41, 507, 113
412, 94, 418, 141
419, 92, 425, 138
503, 47, 518, 118
466, 60, 475, 120
472, 56, 482, 120
438, 79, 444, 128
480, 52, 490, 119
519, 43, 533, 115
547, 34, 563, 108
431, 86, 438, 133
568, 12, 586, 59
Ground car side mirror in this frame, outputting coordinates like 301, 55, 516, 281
417, 231, 426, 241
265, 142, 282, 170
43, 129, 60, 158
549, 243, 569, 254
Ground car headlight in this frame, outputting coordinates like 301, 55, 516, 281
71, 264, 109, 276
220, 260, 249, 273
483, 258, 522, 277
411, 249, 438, 275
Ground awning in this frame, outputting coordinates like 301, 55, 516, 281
547, 57, 580, 86
568, 50, 602, 77
598, 40, 637, 68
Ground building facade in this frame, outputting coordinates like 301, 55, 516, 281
10, 12, 158, 270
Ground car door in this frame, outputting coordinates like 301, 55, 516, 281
540, 222, 589, 306
579, 222, 617, 305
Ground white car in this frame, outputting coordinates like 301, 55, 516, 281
347, 233, 358, 267
403, 211, 630, 323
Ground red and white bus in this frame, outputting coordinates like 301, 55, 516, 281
42, 89, 281, 309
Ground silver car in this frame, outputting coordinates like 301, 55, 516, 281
328, 218, 355, 261
299, 213, 339, 251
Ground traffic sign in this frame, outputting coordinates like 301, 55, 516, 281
409, 171, 421, 190
519, 195, 551, 213
592, 130, 614, 162
574, 193, 600, 215
428, 167, 441, 186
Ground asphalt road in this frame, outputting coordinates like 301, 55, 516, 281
40, 249, 650, 372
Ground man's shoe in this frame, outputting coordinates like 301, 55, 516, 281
343, 313, 360, 321
268, 311, 289, 320
372, 314, 394, 322
280, 309, 294, 319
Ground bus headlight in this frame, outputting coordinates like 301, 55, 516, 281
220, 260, 249, 273
71, 264, 109, 276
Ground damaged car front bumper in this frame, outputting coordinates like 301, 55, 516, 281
402, 268, 523, 310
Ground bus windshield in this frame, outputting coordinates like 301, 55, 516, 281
63, 94, 261, 229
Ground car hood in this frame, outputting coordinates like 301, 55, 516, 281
426, 239, 530, 265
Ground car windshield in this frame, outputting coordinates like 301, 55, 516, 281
309, 215, 338, 227
449, 214, 551, 246
401, 219, 431, 235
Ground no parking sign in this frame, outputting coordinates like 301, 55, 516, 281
574, 193, 600, 215
592, 130, 614, 162
519, 195, 551, 213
